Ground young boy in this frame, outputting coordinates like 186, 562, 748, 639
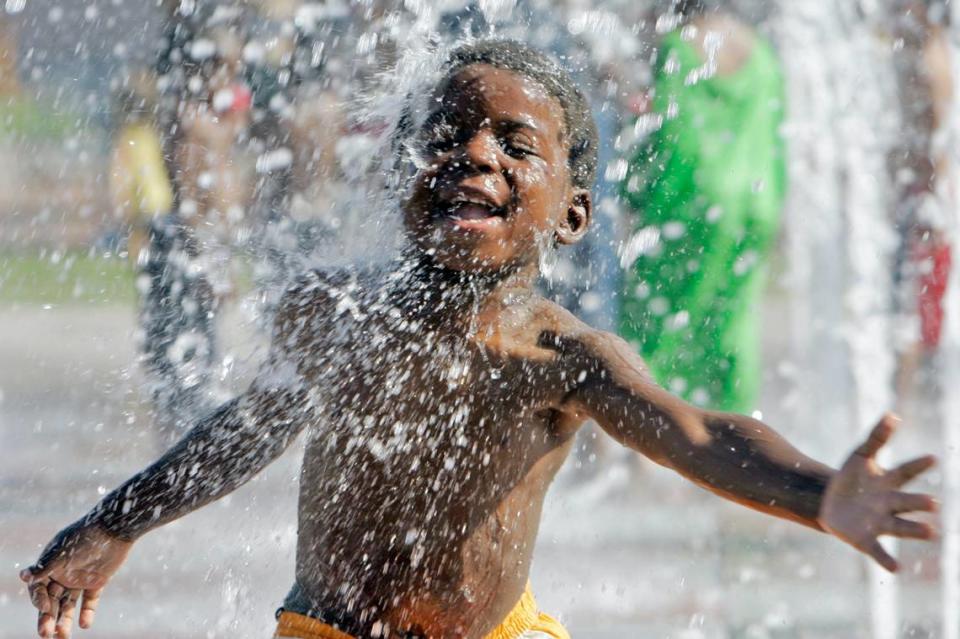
20, 41, 938, 639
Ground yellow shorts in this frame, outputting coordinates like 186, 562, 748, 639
274, 584, 570, 639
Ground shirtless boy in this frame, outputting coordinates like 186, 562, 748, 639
20, 41, 938, 639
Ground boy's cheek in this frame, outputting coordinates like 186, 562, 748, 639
404, 176, 440, 220
517, 191, 561, 228
409, 159, 446, 192
408, 174, 435, 204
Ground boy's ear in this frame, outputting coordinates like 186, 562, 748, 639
555, 188, 592, 245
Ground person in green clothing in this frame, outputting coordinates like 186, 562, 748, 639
619, 0, 786, 413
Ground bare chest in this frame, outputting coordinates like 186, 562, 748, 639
312, 326, 566, 486
287, 284, 584, 635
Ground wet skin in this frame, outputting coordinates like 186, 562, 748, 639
403, 65, 592, 272
286, 268, 587, 637
286, 67, 599, 634
21, 65, 939, 639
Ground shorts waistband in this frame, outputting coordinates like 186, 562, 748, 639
275, 583, 545, 639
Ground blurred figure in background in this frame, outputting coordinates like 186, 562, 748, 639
108, 69, 174, 267
139, 2, 253, 439
890, 0, 954, 407
172, 20, 252, 259
618, 0, 786, 413
243, 1, 350, 317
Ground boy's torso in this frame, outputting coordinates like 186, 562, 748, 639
280, 267, 590, 638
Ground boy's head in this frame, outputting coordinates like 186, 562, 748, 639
402, 40, 598, 274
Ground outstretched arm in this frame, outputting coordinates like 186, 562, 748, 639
553, 330, 938, 567
20, 280, 323, 638
21, 377, 312, 638
88, 379, 311, 540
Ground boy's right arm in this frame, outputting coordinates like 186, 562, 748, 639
91, 383, 312, 540
20, 280, 325, 638
21, 382, 312, 637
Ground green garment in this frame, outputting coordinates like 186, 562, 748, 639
619, 30, 787, 413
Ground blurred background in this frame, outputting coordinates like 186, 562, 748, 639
1, 0, 958, 637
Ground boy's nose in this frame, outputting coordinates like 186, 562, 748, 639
461, 131, 502, 174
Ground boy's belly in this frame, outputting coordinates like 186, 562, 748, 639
289, 436, 571, 637
291, 508, 541, 637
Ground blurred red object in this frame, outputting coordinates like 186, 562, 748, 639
627, 91, 652, 116
229, 83, 252, 114
913, 235, 952, 349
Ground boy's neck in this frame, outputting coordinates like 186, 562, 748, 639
391, 247, 538, 326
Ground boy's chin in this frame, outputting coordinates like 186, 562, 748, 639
429, 249, 510, 274
410, 238, 518, 275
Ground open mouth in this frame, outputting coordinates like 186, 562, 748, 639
447, 197, 506, 220
434, 190, 508, 230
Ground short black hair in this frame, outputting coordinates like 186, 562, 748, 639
433, 39, 599, 191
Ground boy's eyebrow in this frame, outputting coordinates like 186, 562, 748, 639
496, 118, 547, 138
419, 108, 564, 145
501, 117, 568, 148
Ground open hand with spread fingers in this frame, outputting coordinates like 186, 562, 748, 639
19, 520, 132, 639
819, 413, 939, 572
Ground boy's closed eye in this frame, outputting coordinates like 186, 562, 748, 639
419, 112, 545, 160
500, 133, 538, 159
497, 120, 549, 160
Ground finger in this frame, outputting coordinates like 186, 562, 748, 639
38, 612, 56, 639
55, 591, 79, 639
882, 516, 938, 540
865, 538, 899, 572
45, 583, 63, 628
855, 414, 899, 459
78, 588, 102, 630
888, 491, 939, 514
890, 455, 937, 486
29, 580, 52, 614
47, 581, 64, 598
23, 562, 52, 582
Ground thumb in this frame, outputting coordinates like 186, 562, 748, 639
25, 545, 69, 582
854, 413, 899, 459
20, 563, 51, 582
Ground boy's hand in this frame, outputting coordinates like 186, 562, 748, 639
19, 521, 132, 639
819, 414, 939, 572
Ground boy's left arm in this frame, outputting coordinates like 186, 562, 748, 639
553, 330, 938, 572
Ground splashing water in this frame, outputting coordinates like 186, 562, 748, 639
1, 1, 958, 637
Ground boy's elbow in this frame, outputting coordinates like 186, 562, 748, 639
635, 409, 715, 469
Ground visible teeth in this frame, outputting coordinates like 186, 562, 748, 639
452, 204, 495, 220
451, 196, 495, 209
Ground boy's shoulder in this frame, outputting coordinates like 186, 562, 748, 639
524, 295, 591, 332
498, 294, 607, 351
279, 265, 388, 310
272, 266, 377, 345
518, 296, 648, 373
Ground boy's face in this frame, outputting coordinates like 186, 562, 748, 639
403, 64, 591, 274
